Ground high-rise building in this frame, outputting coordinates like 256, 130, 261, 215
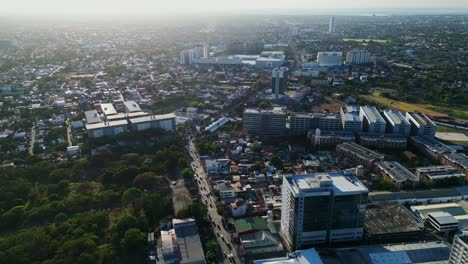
449, 231, 468, 264
359, 106, 386, 133
203, 44, 209, 58
345, 50, 369, 64
383, 110, 411, 137
271, 67, 288, 100
340, 106, 362, 132
317, 52, 342, 67
179, 47, 205, 65
243, 107, 286, 136
329, 16, 336, 33
405, 112, 437, 138
280, 172, 368, 249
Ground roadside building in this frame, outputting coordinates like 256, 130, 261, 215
253, 248, 324, 264
416, 165, 465, 185
375, 161, 419, 189
128, 113, 176, 132
336, 142, 384, 168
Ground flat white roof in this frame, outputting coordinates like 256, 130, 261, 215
254, 249, 323, 264
287, 172, 368, 196
129, 113, 176, 124
100, 103, 117, 116
123, 101, 141, 112
85, 120, 128, 130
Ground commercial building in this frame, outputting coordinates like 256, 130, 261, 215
375, 161, 419, 189
100, 103, 118, 116
369, 187, 468, 205
243, 108, 286, 136
340, 106, 362, 132
123, 100, 142, 113
405, 111, 437, 138
427, 211, 459, 232
345, 50, 369, 64
239, 230, 283, 255
364, 203, 422, 243
128, 113, 176, 132
336, 142, 384, 168
358, 133, 407, 149
359, 106, 386, 133
289, 112, 341, 136
180, 47, 205, 65
271, 67, 288, 100
317, 52, 342, 67
85, 109, 102, 124
383, 110, 411, 137
449, 231, 468, 264
253, 249, 324, 264
416, 165, 465, 184
309, 130, 355, 149
280, 172, 368, 249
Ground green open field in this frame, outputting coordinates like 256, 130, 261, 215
363, 92, 468, 119
343, 38, 389, 43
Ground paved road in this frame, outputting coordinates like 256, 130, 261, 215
29, 124, 36, 155
66, 119, 73, 147
187, 135, 243, 264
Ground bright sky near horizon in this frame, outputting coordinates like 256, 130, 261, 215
2, 0, 468, 14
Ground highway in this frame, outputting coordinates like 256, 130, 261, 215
186, 134, 244, 264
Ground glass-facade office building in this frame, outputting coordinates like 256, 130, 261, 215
280, 172, 368, 250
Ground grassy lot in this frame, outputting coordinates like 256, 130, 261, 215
343, 38, 389, 43
363, 92, 468, 119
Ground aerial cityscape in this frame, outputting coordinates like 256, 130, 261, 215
0, 1, 468, 263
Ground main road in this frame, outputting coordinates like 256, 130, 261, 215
187, 134, 244, 264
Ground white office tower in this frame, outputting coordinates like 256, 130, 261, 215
179, 50, 188, 65
383, 110, 411, 137
272, 67, 288, 100
329, 16, 336, 33
449, 232, 468, 264
346, 50, 369, 64
317, 52, 342, 67
359, 106, 387, 133
405, 111, 437, 138
280, 172, 368, 250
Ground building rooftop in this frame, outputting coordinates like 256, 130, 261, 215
410, 136, 455, 155
416, 165, 465, 180
365, 203, 421, 236
443, 152, 468, 171
342, 106, 361, 122
376, 161, 419, 183
384, 110, 410, 125
172, 218, 205, 264
100, 103, 117, 116
239, 230, 281, 249
129, 113, 176, 124
205, 117, 230, 133
411, 203, 466, 220
85, 120, 128, 130
253, 249, 324, 264
369, 188, 463, 203
85, 110, 101, 124
286, 171, 368, 196
337, 142, 385, 161
235, 217, 268, 234
407, 111, 436, 126
336, 241, 451, 264
244, 107, 286, 115
123, 100, 141, 112
428, 211, 458, 225
360, 106, 386, 123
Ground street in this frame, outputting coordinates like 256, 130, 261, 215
187, 135, 244, 264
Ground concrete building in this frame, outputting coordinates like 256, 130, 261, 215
345, 50, 369, 64
243, 107, 286, 136
216, 182, 236, 199
358, 133, 407, 149
100, 103, 117, 116
441, 152, 468, 179
427, 211, 459, 232
359, 106, 386, 133
416, 165, 465, 185
329, 16, 336, 33
336, 142, 384, 168
309, 130, 355, 149
128, 113, 176, 132
317, 52, 342, 67
123, 100, 142, 113
85, 120, 128, 138
85, 110, 102, 124
410, 136, 455, 162
172, 218, 206, 264
253, 249, 324, 264
289, 112, 341, 136
340, 106, 362, 132
449, 231, 468, 264
271, 67, 288, 100
375, 161, 419, 189
280, 172, 368, 249
405, 111, 437, 138
383, 110, 411, 137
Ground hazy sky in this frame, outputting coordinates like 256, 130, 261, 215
3, 0, 468, 15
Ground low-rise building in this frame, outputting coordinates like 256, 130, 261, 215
309, 129, 355, 148
85, 120, 128, 138
375, 161, 419, 189
409, 136, 455, 161
239, 230, 283, 255
217, 182, 236, 199
441, 152, 468, 179
253, 248, 324, 264
336, 142, 384, 168
358, 133, 407, 149
416, 165, 465, 185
